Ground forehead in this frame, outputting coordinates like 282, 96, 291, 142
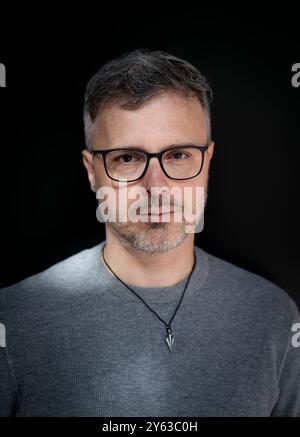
93, 91, 207, 150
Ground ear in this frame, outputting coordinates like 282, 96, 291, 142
82, 149, 97, 193
207, 141, 214, 160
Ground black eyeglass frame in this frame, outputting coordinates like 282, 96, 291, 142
90, 144, 210, 182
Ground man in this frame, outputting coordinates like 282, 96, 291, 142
0, 49, 299, 417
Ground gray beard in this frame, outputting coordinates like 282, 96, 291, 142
106, 220, 189, 255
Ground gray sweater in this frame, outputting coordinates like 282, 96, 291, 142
0, 241, 299, 417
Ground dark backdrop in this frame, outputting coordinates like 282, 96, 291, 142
0, 5, 299, 308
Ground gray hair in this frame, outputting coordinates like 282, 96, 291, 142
83, 49, 212, 150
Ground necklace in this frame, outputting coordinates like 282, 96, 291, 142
101, 244, 195, 352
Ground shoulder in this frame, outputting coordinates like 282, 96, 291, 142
195, 245, 299, 325
0, 242, 103, 309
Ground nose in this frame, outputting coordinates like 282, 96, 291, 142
140, 155, 170, 191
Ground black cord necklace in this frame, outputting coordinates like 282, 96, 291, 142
101, 245, 196, 352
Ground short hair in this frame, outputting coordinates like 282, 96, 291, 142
83, 49, 212, 150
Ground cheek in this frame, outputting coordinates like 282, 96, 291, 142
95, 169, 114, 188
203, 154, 212, 178
192, 185, 205, 212
94, 173, 102, 187
198, 160, 210, 188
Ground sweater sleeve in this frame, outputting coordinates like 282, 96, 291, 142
0, 323, 18, 416
271, 307, 300, 417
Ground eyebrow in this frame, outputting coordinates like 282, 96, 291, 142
94, 143, 202, 153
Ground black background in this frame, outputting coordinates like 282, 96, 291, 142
0, 5, 299, 308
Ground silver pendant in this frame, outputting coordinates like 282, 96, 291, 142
165, 327, 174, 352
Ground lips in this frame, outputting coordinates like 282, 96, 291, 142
148, 211, 174, 215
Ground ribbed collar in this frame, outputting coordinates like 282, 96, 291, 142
89, 240, 209, 304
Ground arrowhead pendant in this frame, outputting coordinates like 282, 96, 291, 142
165, 327, 174, 352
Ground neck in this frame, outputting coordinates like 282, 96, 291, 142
102, 230, 195, 288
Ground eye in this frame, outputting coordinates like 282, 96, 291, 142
118, 154, 135, 163
113, 152, 144, 164
166, 150, 190, 160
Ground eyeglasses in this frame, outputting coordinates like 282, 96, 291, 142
91, 144, 210, 182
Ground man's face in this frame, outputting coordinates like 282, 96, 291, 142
82, 91, 214, 254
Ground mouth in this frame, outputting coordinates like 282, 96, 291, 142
142, 210, 175, 216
